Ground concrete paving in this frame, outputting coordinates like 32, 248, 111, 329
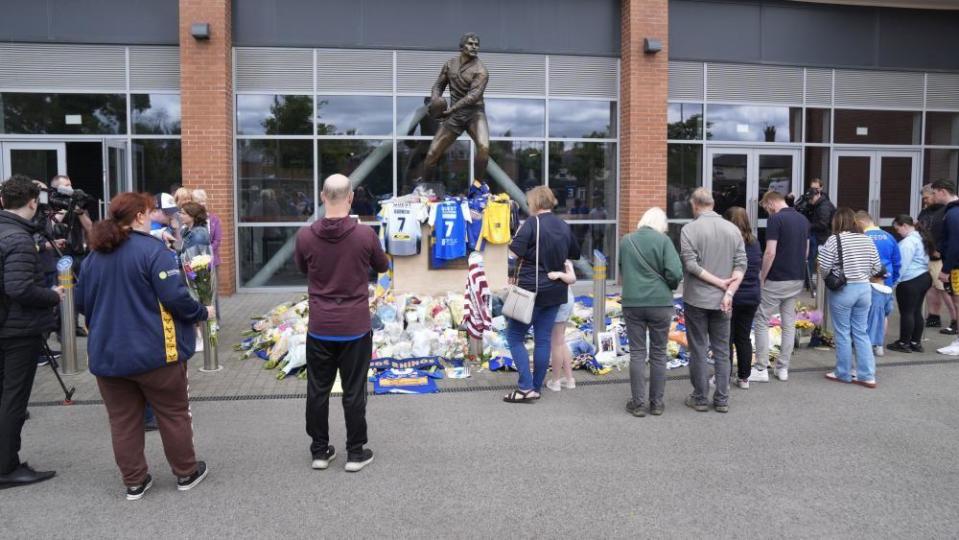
4, 359, 959, 539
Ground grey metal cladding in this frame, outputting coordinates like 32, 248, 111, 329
0, 43, 126, 91
549, 56, 618, 99
669, 62, 704, 101
129, 47, 180, 91
760, 2, 874, 68
706, 63, 802, 104
805, 68, 832, 106
235, 48, 313, 93
877, 9, 959, 72
396, 51, 453, 95
316, 49, 393, 94
669, 0, 761, 63
834, 70, 924, 109
482, 53, 545, 96
926, 73, 959, 111
0, 0, 178, 45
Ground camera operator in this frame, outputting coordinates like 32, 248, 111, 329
0, 175, 62, 489
791, 178, 836, 283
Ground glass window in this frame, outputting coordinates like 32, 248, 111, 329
568, 223, 616, 280
485, 98, 545, 137
397, 139, 469, 198
834, 109, 920, 145
236, 94, 312, 135
238, 227, 307, 287
549, 100, 617, 138
925, 112, 959, 146
706, 104, 801, 143
667, 222, 685, 253
316, 95, 392, 136
1, 93, 126, 134
805, 108, 830, 143
237, 139, 314, 223
925, 149, 959, 185
668, 103, 703, 140
489, 141, 544, 218
804, 147, 830, 191
549, 142, 617, 218
131, 94, 181, 135
396, 97, 439, 137
132, 139, 181, 195
317, 140, 393, 221
667, 144, 702, 219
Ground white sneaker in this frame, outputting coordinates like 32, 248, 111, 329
937, 340, 959, 355
873, 346, 884, 357
775, 368, 788, 382
560, 377, 576, 389
747, 367, 769, 383
545, 379, 562, 392
735, 378, 749, 389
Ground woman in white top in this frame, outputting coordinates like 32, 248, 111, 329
818, 207, 883, 388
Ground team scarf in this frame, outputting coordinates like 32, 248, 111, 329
463, 252, 491, 340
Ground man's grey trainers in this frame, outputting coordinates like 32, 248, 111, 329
311, 446, 336, 470
345, 449, 374, 472
625, 399, 646, 417
176, 461, 208, 491
714, 403, 729, 413
650, 404, 664, 416
126, 474, 153, 501
685, 396, 708, 412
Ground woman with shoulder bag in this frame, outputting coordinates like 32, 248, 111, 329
723, 207, 762, 390
620, 208, 683, 417
818, 207, 883, 388
502, 187, 581, 403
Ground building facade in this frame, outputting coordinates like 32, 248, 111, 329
1, 0, 957, 293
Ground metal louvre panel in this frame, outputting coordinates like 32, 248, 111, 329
129, 47, 180, 91
669, 61, 704, 101
706, 63, 803, 104
548, 56, 618, 98
0, 43, 125, 90
927, 73, 959, 110
834, 70, 923, 109
397, 50, 453, 94
316, 49, 392, 93
805, 68, 832, 106
482, 52, 544, 96
235, 48, 312, 92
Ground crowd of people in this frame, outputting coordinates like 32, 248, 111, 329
1, 171, 957, 499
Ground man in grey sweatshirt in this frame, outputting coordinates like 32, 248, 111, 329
680, 188, 747, 413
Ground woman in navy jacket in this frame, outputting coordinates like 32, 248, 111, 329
724, 207, 761, 389
76, 192, 214, 500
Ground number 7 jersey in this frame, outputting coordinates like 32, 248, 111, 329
380, 202, 428, 256
428, 200, 472, 260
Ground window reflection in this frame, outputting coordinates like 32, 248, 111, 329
236, 94, 312, 135
549, 100, 616, 138
237, 139, 314, 222
485, 98, 545, 137
668, 103, 703, 140
568, 223, 616, 280
667, 144, 702, 219
317, 140, 392, 220
317, 95, 392, 136
925, 149, 959, 186
925, 112, 959, 146
238, 227, 307, 287
1, 93, 126, 135
549, 142, 617, 218
132, 94, 181, 135
834, 109, 920, 145
710, 153, 748, 217
396, 97, 439, 137
805, 108, 830, 143
707, 104, 801, 143
132, 139, 181, 195
489, 141, 544, 218
397, 139, 469, 198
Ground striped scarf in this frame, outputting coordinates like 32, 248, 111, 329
464, 253, 491, 339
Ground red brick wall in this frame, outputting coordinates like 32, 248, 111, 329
620, 0, 669, 239
179, 0, 235, 295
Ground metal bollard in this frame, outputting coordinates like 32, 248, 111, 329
199, 272, 222, 373
57, 256, 83, 375
592, 249, 608, 351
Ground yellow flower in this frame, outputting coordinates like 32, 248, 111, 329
190, 254, 213, 271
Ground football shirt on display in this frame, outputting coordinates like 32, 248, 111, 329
429, 200, 471, 260
381, 202, 428, 256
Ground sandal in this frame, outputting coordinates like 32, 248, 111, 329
825, 372, 851, 383
503, 389, 535, 403
853, 379, 877, 389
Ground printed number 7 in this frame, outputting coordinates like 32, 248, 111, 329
444, 222, 454, 238
397, 216, 407, 230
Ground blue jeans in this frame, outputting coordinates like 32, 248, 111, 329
506, 304, 561, 392
867, 289, 894, 347
829, 283, 876, 382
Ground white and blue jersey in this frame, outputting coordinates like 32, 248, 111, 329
429, 200, 471, 260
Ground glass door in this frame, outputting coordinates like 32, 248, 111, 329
831, 150, 919, 226
103, 140, 130, 209
706, 147, 801, 233
1, 142, 66, 182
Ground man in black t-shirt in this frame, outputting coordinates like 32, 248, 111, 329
749, 190, 810, 384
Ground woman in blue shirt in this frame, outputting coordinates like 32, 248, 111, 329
889, 215, 932, 353
178, 202, 211, 254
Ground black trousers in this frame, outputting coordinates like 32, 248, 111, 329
897, 272, 932, 344
730, 303, 759, 381
0, 336, 42, 474
305, 333, 372, 458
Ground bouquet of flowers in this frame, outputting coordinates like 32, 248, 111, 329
182, 246, 218, 347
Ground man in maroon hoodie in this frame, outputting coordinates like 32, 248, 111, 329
294, 174, 389, 473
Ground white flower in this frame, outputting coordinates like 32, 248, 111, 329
190, 254, 213, 271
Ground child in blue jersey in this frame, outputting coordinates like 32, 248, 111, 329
856, 211, 901, 357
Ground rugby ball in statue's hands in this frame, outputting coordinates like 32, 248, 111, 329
428, 97, 448, 118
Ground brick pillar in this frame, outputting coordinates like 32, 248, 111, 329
179, 0, 235, 295
620, 0, 669, 240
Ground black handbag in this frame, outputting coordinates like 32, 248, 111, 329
824, 234, 847, 291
